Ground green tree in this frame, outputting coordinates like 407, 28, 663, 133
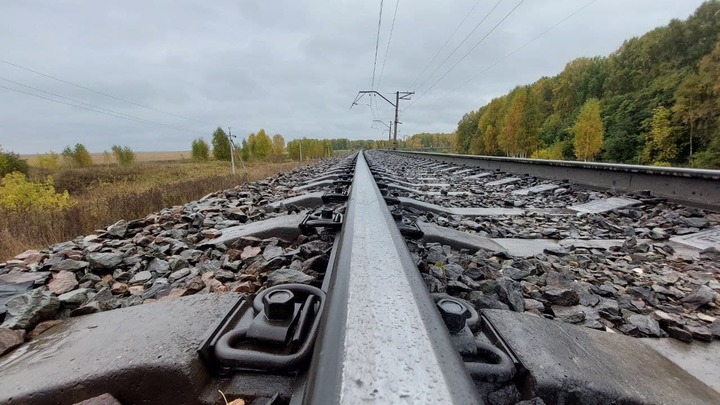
455, 111, 480, 153
211, 127, 231, 161
0, 147, 30, 177
287, 139, 301, 160
240, 139, 250, 161
111, 145, 136, 167
573, 98, 605, 161
247, 133, 257, 159
61, 143, 93, 167
191, 137, 210, 161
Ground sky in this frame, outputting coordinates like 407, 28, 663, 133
0, 0, 708, 154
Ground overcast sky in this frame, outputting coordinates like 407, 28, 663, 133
0, 0, 707, 154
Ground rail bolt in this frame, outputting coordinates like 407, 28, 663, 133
321, 209, 334, 219
263, 289, 295, 321
437, 298, 469, 334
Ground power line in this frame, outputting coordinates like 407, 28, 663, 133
420, 0, 597, 108
0, 58, 213, 126
406, 0, 483, 91
408, 0, 525, 109
0, 83, 182, 130
411, 0, 503, 93
377, 0, 401, 89
370, 0, 385, 90
0, 78, 199, 133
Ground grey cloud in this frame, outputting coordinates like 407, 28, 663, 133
0, 0, 707, 153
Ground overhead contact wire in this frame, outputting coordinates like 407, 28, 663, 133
411, 0, 503, 93
406, 0, 484, 91
408, 0, 526, 109
370, 0, 385, 90
377, 0, 401, 89
426, 0, 597, 108
0, 58, 212, 126
0, 78, 199, 133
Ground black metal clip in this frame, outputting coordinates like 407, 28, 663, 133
322, 187, 349, 203
198, 284, 325, 375
299, 209, 344, 233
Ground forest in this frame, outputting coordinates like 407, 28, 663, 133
454, 1, 720, 168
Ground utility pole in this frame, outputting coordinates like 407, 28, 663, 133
228, 127, 235, 176
227, 127, 246, 176
372, 119, 393, 146
299, 139, 303, 162
351, 90, 413, 150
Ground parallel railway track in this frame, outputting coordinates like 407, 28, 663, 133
0, 151, 719, 404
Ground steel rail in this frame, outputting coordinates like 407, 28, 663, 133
304, 151, 482, 404
394, 151, 720, 210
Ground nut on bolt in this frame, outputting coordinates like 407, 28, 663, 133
437, 298, 470, 334
263, 289, 295, 321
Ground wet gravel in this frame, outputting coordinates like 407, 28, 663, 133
0, 156, 351, 355
367, 151, 720, 342
1, 150, 719, 360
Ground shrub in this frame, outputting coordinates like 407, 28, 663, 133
0, 148, 30, 177
35, 152, 60, 170
62, 143, 93, 167
0, 172, 72, 212
531, 142, 565, 160
111, 145, 136, 167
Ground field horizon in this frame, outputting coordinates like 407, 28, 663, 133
20, 150, 191, 164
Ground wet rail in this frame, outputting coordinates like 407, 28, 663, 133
304, 151, 480, 403
395, 150, 720, 210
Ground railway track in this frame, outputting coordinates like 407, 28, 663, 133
0, 151, 719, 404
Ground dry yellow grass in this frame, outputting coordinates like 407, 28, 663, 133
1, 159, 305, 260
21, 150, 191, 165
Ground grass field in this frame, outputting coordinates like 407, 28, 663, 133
20, 150, 191, 165
0, 157, 303, 261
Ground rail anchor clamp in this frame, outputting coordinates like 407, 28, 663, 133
198, 284, 325, 376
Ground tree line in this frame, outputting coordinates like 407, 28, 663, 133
455, 1, 720, 168
191, 128, 288, 162
192, 128, 441, 162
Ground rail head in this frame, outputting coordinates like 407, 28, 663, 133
393, 150, 720, 210
395, 150, 720, 179
304, 151, 482, 404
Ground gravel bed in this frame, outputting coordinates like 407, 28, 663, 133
367, 151, 720, 342
0, 157, 347, 355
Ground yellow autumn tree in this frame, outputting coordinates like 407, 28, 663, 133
573, 98, 604, 161
500, 88, 528, 157
272, 134, 285, 159
252, 129, 273, 159
642, 106, 677, 165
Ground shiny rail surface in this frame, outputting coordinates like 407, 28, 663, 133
305, 151, 481, 404
395, 150, 720, 210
